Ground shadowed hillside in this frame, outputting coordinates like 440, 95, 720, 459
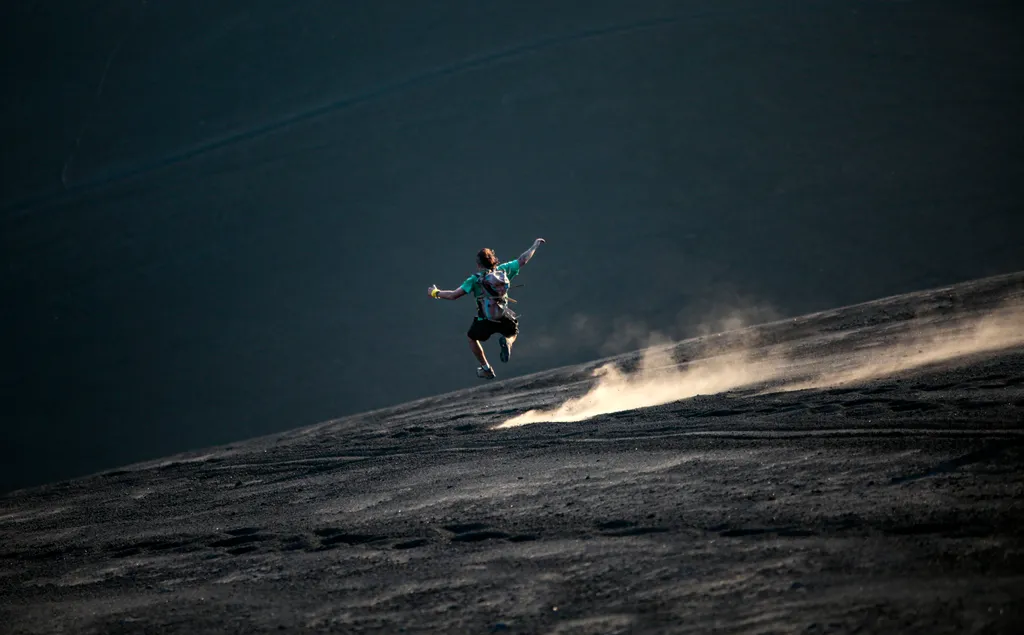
2, 273, 1023, 633
2, 0, 1022, 498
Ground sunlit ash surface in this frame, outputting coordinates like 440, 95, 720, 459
3, 273, 1024, 634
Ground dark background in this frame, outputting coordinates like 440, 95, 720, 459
2, 0, 1022, 493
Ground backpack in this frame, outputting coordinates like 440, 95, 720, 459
476, 269, 516, 322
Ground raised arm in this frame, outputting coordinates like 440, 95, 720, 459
428, 285, 467, 300
517, 238, 546, 267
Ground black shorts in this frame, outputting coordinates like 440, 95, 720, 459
467, 316, 518, 341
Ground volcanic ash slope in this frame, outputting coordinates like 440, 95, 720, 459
2, 272, 1024, 634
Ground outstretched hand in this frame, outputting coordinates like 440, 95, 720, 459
427, 284, 439, 298
517, 238, 546, 267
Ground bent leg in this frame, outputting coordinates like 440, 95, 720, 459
502, 316, 519, 346
468, 337, 490, 367
497, 316, 519, 363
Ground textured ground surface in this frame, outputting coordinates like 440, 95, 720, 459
5, 0, 1024, 495
3, 273, 1024, 634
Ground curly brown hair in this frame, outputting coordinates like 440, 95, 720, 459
476, 248, 499, 269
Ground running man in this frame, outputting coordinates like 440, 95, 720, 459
428, 238, 546, 379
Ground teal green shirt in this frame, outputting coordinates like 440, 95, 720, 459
460, 260, 520, 318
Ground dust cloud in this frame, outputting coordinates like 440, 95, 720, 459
778, 304, 1024, 393
496, 304, 1024, 428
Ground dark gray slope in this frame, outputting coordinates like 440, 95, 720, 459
1, 273, 1022, 633
2, 0, 1023, 493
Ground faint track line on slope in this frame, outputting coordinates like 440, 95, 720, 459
59, 1, 149, 189
4, 6, 782, 220
557, 429, 1024, 442
890, 444, 1010, 484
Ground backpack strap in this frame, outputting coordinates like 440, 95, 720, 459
474, 270, 489, 318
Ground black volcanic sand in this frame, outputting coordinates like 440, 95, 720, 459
3, 274, 1024, 634
4, 0, 1024, 495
